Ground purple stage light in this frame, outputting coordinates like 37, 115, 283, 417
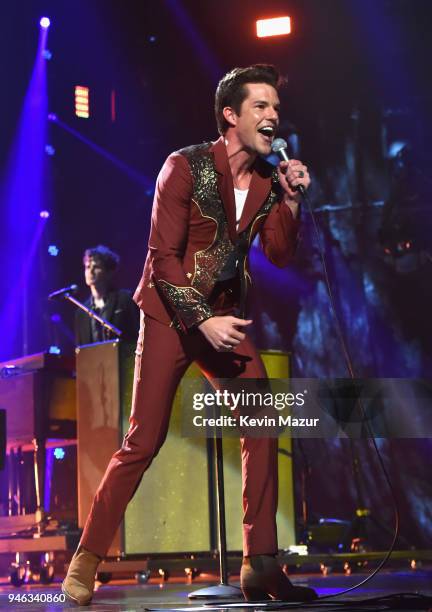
54, 117, 154, 189
47, 113, 57, 122
40, 17, 50, 29
50, 313, 61, 323
0, 9, 51, 361
48, 244, 59, 256
45, 144, 55, 156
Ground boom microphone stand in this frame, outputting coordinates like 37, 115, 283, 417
48, 285, 122, 340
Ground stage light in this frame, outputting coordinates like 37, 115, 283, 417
47, 113, 57, 122
75, 85, 89, 118
54, 447, 65, 460
42, 49, 52, 60
288, 544, 308, 555
1, 10, 52, 360
388, 140, 407, 158
48, 245, 59, 256
50, 313, 61, 322
256, 16, 291, 38
45, 144, 55, 156
48, 345, 61, 355
53, 116, 154, 189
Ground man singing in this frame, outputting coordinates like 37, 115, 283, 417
63, 64, 317, 604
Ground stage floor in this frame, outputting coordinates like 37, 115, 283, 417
0, 568, 431, 611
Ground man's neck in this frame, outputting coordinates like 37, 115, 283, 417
224, 136, 256, 189
90, 285, 108, 303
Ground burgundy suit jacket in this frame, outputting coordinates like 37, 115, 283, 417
133, 137, 300, 331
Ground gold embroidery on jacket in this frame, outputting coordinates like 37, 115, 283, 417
163, 146, 283, 319
158, 279, 213, 327
240, 170, 281, 287
248, 213, 268, 245
191, 198, 234, 290
185, 151, 236, 295
190, 197, 219, 288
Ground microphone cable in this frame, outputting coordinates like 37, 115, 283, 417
294, 184, 400, 601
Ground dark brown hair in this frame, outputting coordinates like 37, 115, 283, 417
83, 245, 120, 271
214, 64, 283, 135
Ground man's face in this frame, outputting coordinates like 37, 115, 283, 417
84, 256, 111, 288
227, 82, 280, 155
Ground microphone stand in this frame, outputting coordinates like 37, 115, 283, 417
189, 407, 242, 600
64, 294, 122, 339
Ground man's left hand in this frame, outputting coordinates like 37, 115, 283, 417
277, 159, 310, 202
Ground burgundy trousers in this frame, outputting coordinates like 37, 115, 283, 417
80, 311, 278, 558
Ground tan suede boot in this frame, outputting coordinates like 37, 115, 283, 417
241, 555, 318, 602
61, 546, 101, 606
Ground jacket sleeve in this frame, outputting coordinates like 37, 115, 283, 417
259, 199, 301, 268
148, 152, 214, 329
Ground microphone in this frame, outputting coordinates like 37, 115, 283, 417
48, 284, 78, 300
271, 138, 306, 196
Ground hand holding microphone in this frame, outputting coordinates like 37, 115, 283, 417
271, 138, 310, 199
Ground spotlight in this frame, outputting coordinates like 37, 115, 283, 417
50, 313, 61, 323
388, 141, 407, 159
47, 113, 57, 122
45, 144, 55, 156
48, 345, 61, 355
42, 49, 52, 60
75, 85, 90, 119
54, 448, 65, 460
40, 210, 50, 219
40, 17, 51, 29
48, 245, 59, 256
256, 16, 291, 38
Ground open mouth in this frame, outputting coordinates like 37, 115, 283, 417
257, 125, 275, 143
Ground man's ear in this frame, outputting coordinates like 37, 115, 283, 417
222, 106, 237, 129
